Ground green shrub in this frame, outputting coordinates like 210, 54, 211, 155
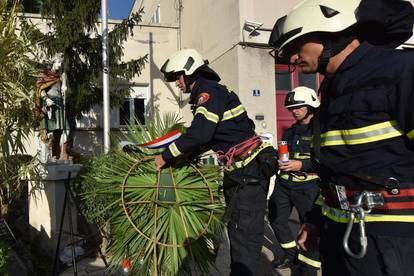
0, 241, 9, 275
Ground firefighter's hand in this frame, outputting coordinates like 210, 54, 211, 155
297, 223, 318, 252
154, 154, 166, 171
278, 160, 302, 172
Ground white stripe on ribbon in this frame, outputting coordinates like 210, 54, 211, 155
138, 130, 182, 149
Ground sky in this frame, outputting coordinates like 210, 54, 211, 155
108, 0, 135, 20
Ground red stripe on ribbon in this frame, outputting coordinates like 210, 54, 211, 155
138, 129, 181, 147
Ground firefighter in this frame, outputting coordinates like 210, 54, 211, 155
269, 0, 414, 275
269, 86, 320, 275
154, 48, 277, 276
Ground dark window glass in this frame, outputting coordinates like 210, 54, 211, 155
120, 98, 146, 126
120, 100, 131, 125
299, 72, 317, 90
134, 98, 145, 125
276, 69, 292, 91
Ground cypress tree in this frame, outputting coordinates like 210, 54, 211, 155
21, 0, 148, 149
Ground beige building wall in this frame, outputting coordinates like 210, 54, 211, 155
22, 0, 414, 156
151, 0, 280, 140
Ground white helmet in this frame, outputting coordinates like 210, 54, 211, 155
160, 49, 207, 82
269, 0, 360, 57
284, 86, 320, 109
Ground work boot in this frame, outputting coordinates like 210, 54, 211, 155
272, 256, 294, 269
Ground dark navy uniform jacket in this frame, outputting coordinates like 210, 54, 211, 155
277, 122, 319, 189
162, 77, 256, 162
313, 42, 414, 234
318, 42, 414, 188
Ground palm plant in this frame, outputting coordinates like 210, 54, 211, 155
79, 112, 224, 275
0, 1, 39, 217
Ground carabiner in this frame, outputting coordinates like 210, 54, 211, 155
343, 206, 367, 259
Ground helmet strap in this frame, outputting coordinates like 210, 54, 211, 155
317, 39, 331, 74
300, 106, 314, 123
317, 29, 357, 74
183, 74, 197, 94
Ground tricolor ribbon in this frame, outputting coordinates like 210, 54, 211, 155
137, 129, 182, 149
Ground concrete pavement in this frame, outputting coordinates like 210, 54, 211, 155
60, 208, 321, 276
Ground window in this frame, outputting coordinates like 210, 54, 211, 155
120, 98, 145, 125
119, 86, 149, 126
298, 72, 317, 90
275, 68, 292, 91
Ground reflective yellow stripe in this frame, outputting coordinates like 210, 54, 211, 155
298, 253, 321, 268
280, 173, 319, 182
407, 129, 414, 140
314, 194, 324, 206
293, 152, 310, 159
320, 202, 414, 223
225, 143, 272, 171
195, 106, 219, 124
222, 104, 246, 121
280, 240, 296, 249
301, 136, 312, 141
321, 120, 403, 146
168, 142, 182, 157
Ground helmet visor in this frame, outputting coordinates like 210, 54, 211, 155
269, 15, 303, 56
284, 91, 305, 107
160, 59, 181, 82
269, 16, 287, 47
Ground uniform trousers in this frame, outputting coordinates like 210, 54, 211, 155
224, 158, 269, 276
269, 182, 320, 273
320, 220, 414, 276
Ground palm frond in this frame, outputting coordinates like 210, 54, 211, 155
78, 113, 224, 275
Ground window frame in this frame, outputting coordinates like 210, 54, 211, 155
118, 85, 149, 127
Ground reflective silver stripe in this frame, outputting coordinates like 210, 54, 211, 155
301, 136, 312, 141
195, 106, 219, 124
407, 129, 414, 140
321, 120, 404, 146
298, 253, 321, 268
168, 142, 182, 157
222, 104, 246, 121
280, 240, 296, 249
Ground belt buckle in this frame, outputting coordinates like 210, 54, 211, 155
353, 191, 384, 210
335, 185, 350, 210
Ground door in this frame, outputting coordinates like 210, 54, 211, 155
275, 64, 322, 141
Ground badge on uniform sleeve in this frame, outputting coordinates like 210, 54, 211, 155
196, 92, 210, 106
